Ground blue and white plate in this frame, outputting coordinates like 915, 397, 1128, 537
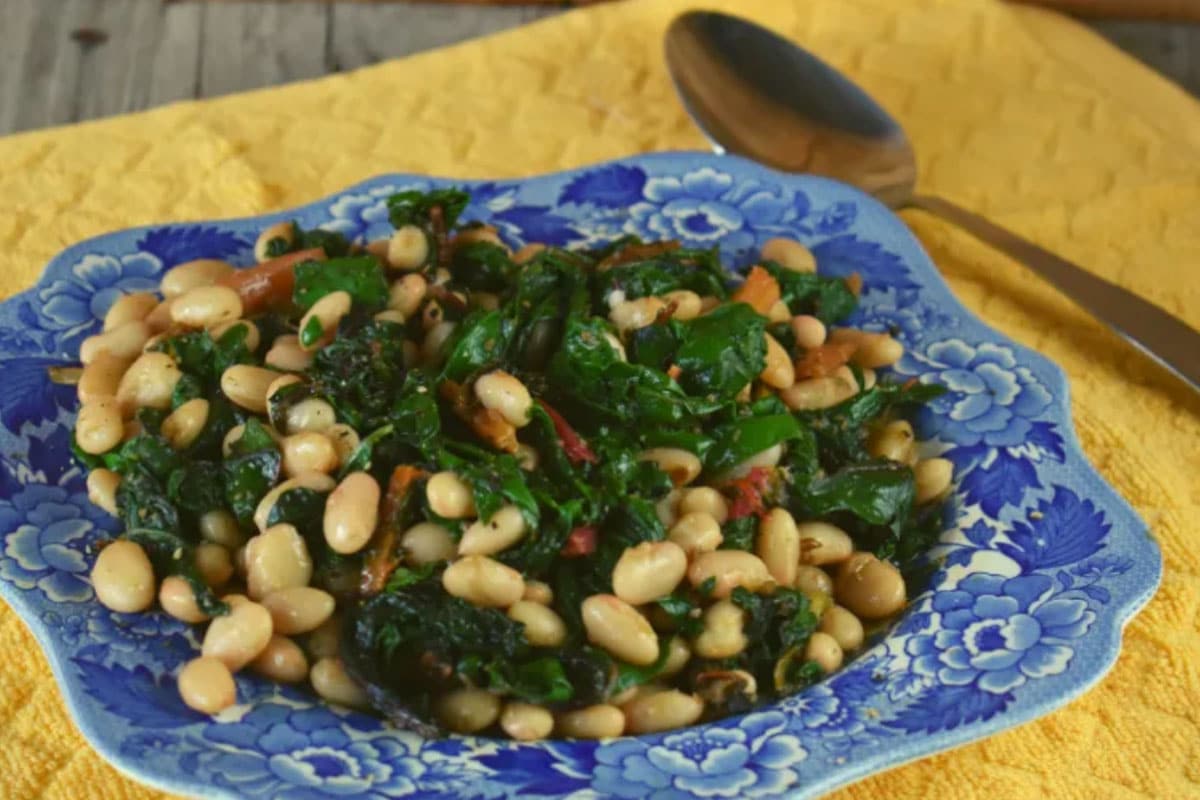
0, 153, 1160, 799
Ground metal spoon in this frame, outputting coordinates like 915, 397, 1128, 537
665, 10, 1200, 391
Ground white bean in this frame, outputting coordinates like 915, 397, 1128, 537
265, 335, 313, 372
285, 398, 337, 434
221, 365, 282, 413
304, 614, 342, 660
820, 605, 865, 652
324, 471, 381, 555
196, 542, 234, 589
92, 539, 156, 613
261, 586, 335, 635
639, 448, 702, 486
144, 299, 175, 333
473, 370, 533, 428
556, 705, 625, 739
581, 594, 659, 666
780, 374, 857, 411
210, 319, 261, 352
281, 432, 339, 477
794, 564, 834, 597
678, 487, 728, 523
199, 509, 244, 549
245, 523, 313, 599
797, 521, 854, 566
687, 551, 774, 598
255, 221, 295, 262
325, 424, 360, 466
299, 290, 352, 352
609, 297, 665, 332
103, 292, 158, 331
435, 687, 501, 733
834, 552, 907, 619
86, 468, 121, 516
624, 690, 704, 734
202, 598, 273, 671
250, 634, 309, 683
725, 443, 783, 480
805, 631, 844, 672
400, 522, 457, 565
76, 398, 125, 454
868, 420, 916, 464
161, 259, 235, 297
426, 471, 476, 518
655, 488, 682, 529
761, 237, 816, 273
458, 505, 528, 556
387, 225, 430, 270
77, 351, 132, 404
791, 314, 827, 349
828, 328, 904, 368
757, 508, 800, 587
663, 290, 702, 321
442, 555, 525, 608
421, 320, 457, 366
311, 657, 370, 710
500, 702, 554, 741
161, 398, 209, 450
514, 585, 550, 610
668, 511, 724, 557
116, 351, 181, 413
171, 285, 244, 329
914, 458, 953, 504
692, 599, 747, 659
159, 575, 209, 623
661, 636, 692, 677
388, 273, 428, 316
760, 333, 795, 389
612, 541, 687, 605
80, 320, 151, 364
178, 656, 236, 714
507, 601, 567, 648
253, 472, 335, 532
767, 299, 791, 324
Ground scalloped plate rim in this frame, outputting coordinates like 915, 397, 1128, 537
0, 151, 1161, 800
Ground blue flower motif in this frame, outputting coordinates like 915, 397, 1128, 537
1070, 555, 1134, 581
36, 252, 162, 344
592, 712, 805, 799
900, 340, 1052, 448
852, 298, 957, 346
196, 702, 446, 799
777, 686, 866, 739
625, 168, 803, 257
0, 484, 108, 602
324, 183, 430, 241
907, 573, 1095, 694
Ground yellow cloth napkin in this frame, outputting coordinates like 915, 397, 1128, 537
0, 0, 1197, 797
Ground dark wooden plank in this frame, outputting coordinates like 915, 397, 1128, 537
1090, 20, 1200, 93
329, 2, 559, 71
147, 1, 204, 107
198, 2, 332, 98
0, 0, 87, 134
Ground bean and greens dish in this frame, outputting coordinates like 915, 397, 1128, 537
71, 188, 952, 741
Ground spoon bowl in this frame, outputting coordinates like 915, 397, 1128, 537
666, 11, 916, 206
664, 10, 1200, 390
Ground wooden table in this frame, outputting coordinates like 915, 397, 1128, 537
1, 1, 1197, 137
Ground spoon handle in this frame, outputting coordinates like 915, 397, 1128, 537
910, 193, 1200, 391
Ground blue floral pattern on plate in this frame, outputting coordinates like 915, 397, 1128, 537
0, 153, 1159, 799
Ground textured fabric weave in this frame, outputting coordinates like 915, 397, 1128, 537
0, 1, 1197, 797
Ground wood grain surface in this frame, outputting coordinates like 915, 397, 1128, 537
0, 1, 1196, 137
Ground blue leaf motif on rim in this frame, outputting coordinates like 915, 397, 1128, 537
36, 251, 163, 346
905, 572, 1095, 695
137, 226, 249, 267
592, 712, 806, 799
